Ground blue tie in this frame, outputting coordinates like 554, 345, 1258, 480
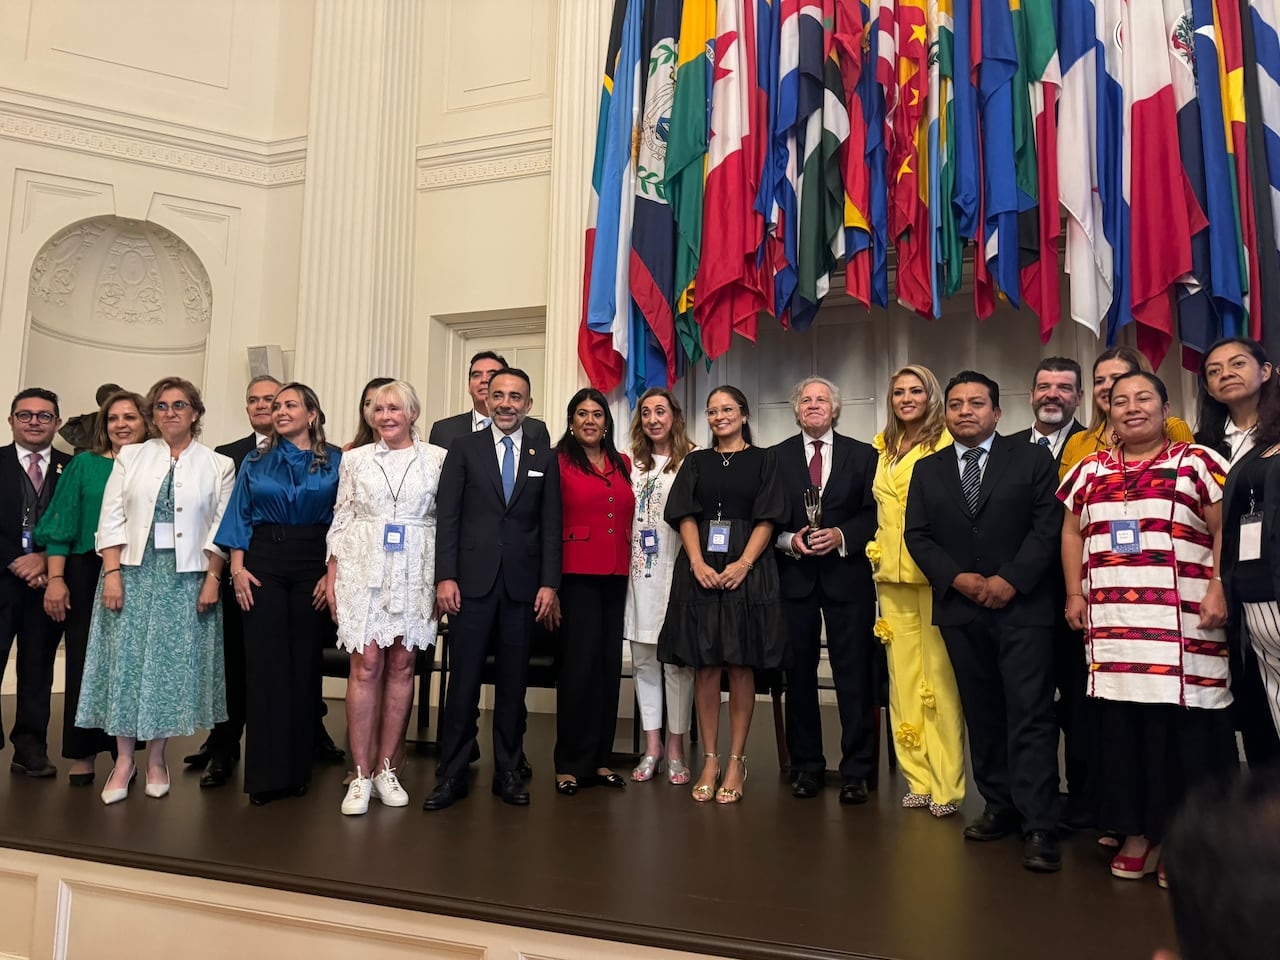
478, 417, 491, 430
501, 435, 515, 504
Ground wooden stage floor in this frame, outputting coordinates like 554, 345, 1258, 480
0, 696, 1176, 960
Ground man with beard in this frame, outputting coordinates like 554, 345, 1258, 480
1010, 358, 1090, 832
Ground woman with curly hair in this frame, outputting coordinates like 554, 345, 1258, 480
867, 364, 966, 817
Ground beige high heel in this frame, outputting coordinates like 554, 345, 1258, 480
691, 753, 719, 802
716, 754, 747, 804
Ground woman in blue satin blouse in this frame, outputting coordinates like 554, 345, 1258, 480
215, 383, 342, 805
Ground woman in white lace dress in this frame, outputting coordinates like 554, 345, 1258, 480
325, 381, 447, 815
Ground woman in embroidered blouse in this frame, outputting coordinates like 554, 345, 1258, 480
35, 390, 149, 786
867, 364, 966, 817
326, 380, 446, 815
1060, 371, 1236, 884
216, 383, 341, 806
624, 388, 695, 784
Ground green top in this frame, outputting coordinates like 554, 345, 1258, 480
33, 452, 114, 556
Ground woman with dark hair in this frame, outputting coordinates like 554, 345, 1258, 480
35, 390, 150, 786
1060, 346, 1195, 478
1195, 337, 1273, 466
79, 377, 236, 804
216, 382, 342, 805
346, 377, 396, 451
1061, 370, 1236, 883
625, 387, 696, 783
552, 388, 635, 795
659, 386, 787, 803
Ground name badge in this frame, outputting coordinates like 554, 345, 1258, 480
707, 523, 731, 554
1240, 513, 1264, 562
1109, 519, 1140, 555
20, 529, 32, 554
640, 528, 659, 555
383, 523, 406, 552
154, 522, 176, 550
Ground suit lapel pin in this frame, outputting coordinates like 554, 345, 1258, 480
528, 448, 535, 457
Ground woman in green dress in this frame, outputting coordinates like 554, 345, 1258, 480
77, 377, 236, 804
34, 390, 149, 786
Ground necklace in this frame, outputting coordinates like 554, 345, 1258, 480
719, 444, 748, 467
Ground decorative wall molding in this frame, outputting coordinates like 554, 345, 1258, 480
416, 138, 552, 191
0, 102, 306, 187
29, 318, 207, 356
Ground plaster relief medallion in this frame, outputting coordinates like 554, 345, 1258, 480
95, 230, 165, 326
29, 221, 105, 306
154, 227, 212, 327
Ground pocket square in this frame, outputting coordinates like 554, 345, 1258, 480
528, 470, 544, 478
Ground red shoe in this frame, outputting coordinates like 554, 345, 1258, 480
1110, 842, 1161, 880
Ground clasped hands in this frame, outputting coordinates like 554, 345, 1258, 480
691, 557, 751, 591
952, 572, 1016, 610
790, 526, 843, 557
9, 553, 47, 590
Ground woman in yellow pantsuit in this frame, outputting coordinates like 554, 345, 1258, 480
867, 365, 967, 817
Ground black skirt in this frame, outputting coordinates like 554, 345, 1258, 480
657, 518, 788, 670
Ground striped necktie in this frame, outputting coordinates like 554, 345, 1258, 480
961, 448, 983, 513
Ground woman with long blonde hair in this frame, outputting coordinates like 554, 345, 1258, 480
867, 365, 966, 816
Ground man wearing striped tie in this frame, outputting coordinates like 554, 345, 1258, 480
904, 371, 1062, 873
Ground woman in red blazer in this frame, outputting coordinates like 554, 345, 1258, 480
553, 388, 636, 795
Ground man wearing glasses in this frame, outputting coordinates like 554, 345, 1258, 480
1, 389, 71, 777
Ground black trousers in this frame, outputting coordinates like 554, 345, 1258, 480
554, 574, 626, 779
61, 552, 113, 760
941, 617, 1059, 832
241, 527, 328, 795
0, 578, 62, 760
204, 576, 247, 761
783, 589, 876, 782
437, 579, 533, 782
1052, 619, 1091, 794
1229, 621, 1280, 768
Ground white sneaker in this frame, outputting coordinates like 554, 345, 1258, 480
341, 769, 371, 815
372, 759, 408, 807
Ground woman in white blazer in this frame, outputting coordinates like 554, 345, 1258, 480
77, 377, 235, 805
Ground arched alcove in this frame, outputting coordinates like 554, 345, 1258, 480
24, 217, 212, 434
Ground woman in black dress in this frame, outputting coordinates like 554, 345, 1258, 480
659, 386, 786, 803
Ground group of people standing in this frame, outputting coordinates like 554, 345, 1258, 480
2, 339, 1273, 886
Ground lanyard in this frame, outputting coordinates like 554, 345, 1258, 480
375, 449, 417, 521
1228, 425, 1256, 466
1118, 441, 1169, 508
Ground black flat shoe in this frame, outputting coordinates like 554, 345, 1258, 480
595, 771, 626, 789
68, 771, 95, 787
249, 790, 280, 806
554, 777, 579, 796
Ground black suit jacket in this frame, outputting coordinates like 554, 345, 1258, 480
0, 443, 72, 600
429, 412, 550, 451
904, 433, 1061, 627
771, 432, 878, 604
434, 425, 561, 602
215, 434, 258, 473
1009, 419, 1086, 467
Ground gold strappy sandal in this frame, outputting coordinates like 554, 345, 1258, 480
716, 754, 747, 804
691, 753, 719, 802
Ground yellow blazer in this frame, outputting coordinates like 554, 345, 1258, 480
1058, 415, 1194, 481
869, 429, 953, 585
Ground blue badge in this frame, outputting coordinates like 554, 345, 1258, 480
20, 529, 32, 555
1109, 519, 1141, 555
707, 523, 731, 554
383, 523, 406, 552
640, 528, 659, 555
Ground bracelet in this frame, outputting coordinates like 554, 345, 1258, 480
46, 575, 64, 582
740, 557, 754, 570
206, 571, 220, 580
103, 568, 120, 576
231, 568, 247, 578
1211, 576, 1223, 582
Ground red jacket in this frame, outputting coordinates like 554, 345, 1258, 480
558, 451, 635, 576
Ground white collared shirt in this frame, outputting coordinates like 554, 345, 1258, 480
491, 423, 524, 473
253, 431, 270, 450
1225, 419, 1257, 466
14, 444, 51, 478
954, 433, 996, 482
472, 409, 491, 432
1028, 421, 1071, 459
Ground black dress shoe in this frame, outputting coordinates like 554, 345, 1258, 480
963, 807, 1020, 842
1058, 794, 1094, 832
249, 790, 280, 806
493, 770, 530, 805
554, 777, 579, 796
313, 736, 346, 765
424, 777, 469, 811
200, 755, 234, 789
518, 753, 534, 780
839, 780, 870, 806
10, 756, 56, 778
183, 748, 211, 770
792, 771, 823, 799
1022, 830, 1062, 873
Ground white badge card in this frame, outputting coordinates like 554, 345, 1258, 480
20, 529, 32, 554
1240, 514, 1264, 562
154, 522, 176, 550
640, 528, 659, 555
707, 523, 731, 554
383, 523, 406, 553
1109, 519, 1140, 555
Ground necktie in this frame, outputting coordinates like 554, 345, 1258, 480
501, 435, 515, 504
808, 439, 823, 488
1037, 436, 1050, 448
478, 417, 491, 431
961, 448, 983, 513
26, 452, 43, 493
257, 437, 270, 452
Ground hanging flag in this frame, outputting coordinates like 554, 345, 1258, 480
937, 0, 966, 299
1096, 0, 1132, 343
697, 0, 766, 359
974, 0, 1020, 306
793, 0, 838, 328
835, 0, 873, 305
863, 0, 892, 306
888, 0, 932, 315
926, 0, 946, 317
580, 0, 644, 392
1244, 0, 1280, 346
763, 0, 802, 324
1251, 0, 1280, 245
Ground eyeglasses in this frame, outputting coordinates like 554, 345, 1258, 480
153, 401, 192, 413
13, 411, 55, 424
705, 405, 740, 418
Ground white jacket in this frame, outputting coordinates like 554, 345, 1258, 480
96, 438, 235, 571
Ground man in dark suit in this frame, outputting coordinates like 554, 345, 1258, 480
1009, 357, 1091, 830
772, 377, 879, 804
904, 371, 1063, 873
424, 368, 561, 810
184, 375, 281, 787
1, 388, 71, 777
428, 350, 549, 450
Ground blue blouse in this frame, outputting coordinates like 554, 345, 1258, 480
215, 440, 342, 550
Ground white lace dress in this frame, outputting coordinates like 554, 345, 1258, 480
326, 439, 448, 652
